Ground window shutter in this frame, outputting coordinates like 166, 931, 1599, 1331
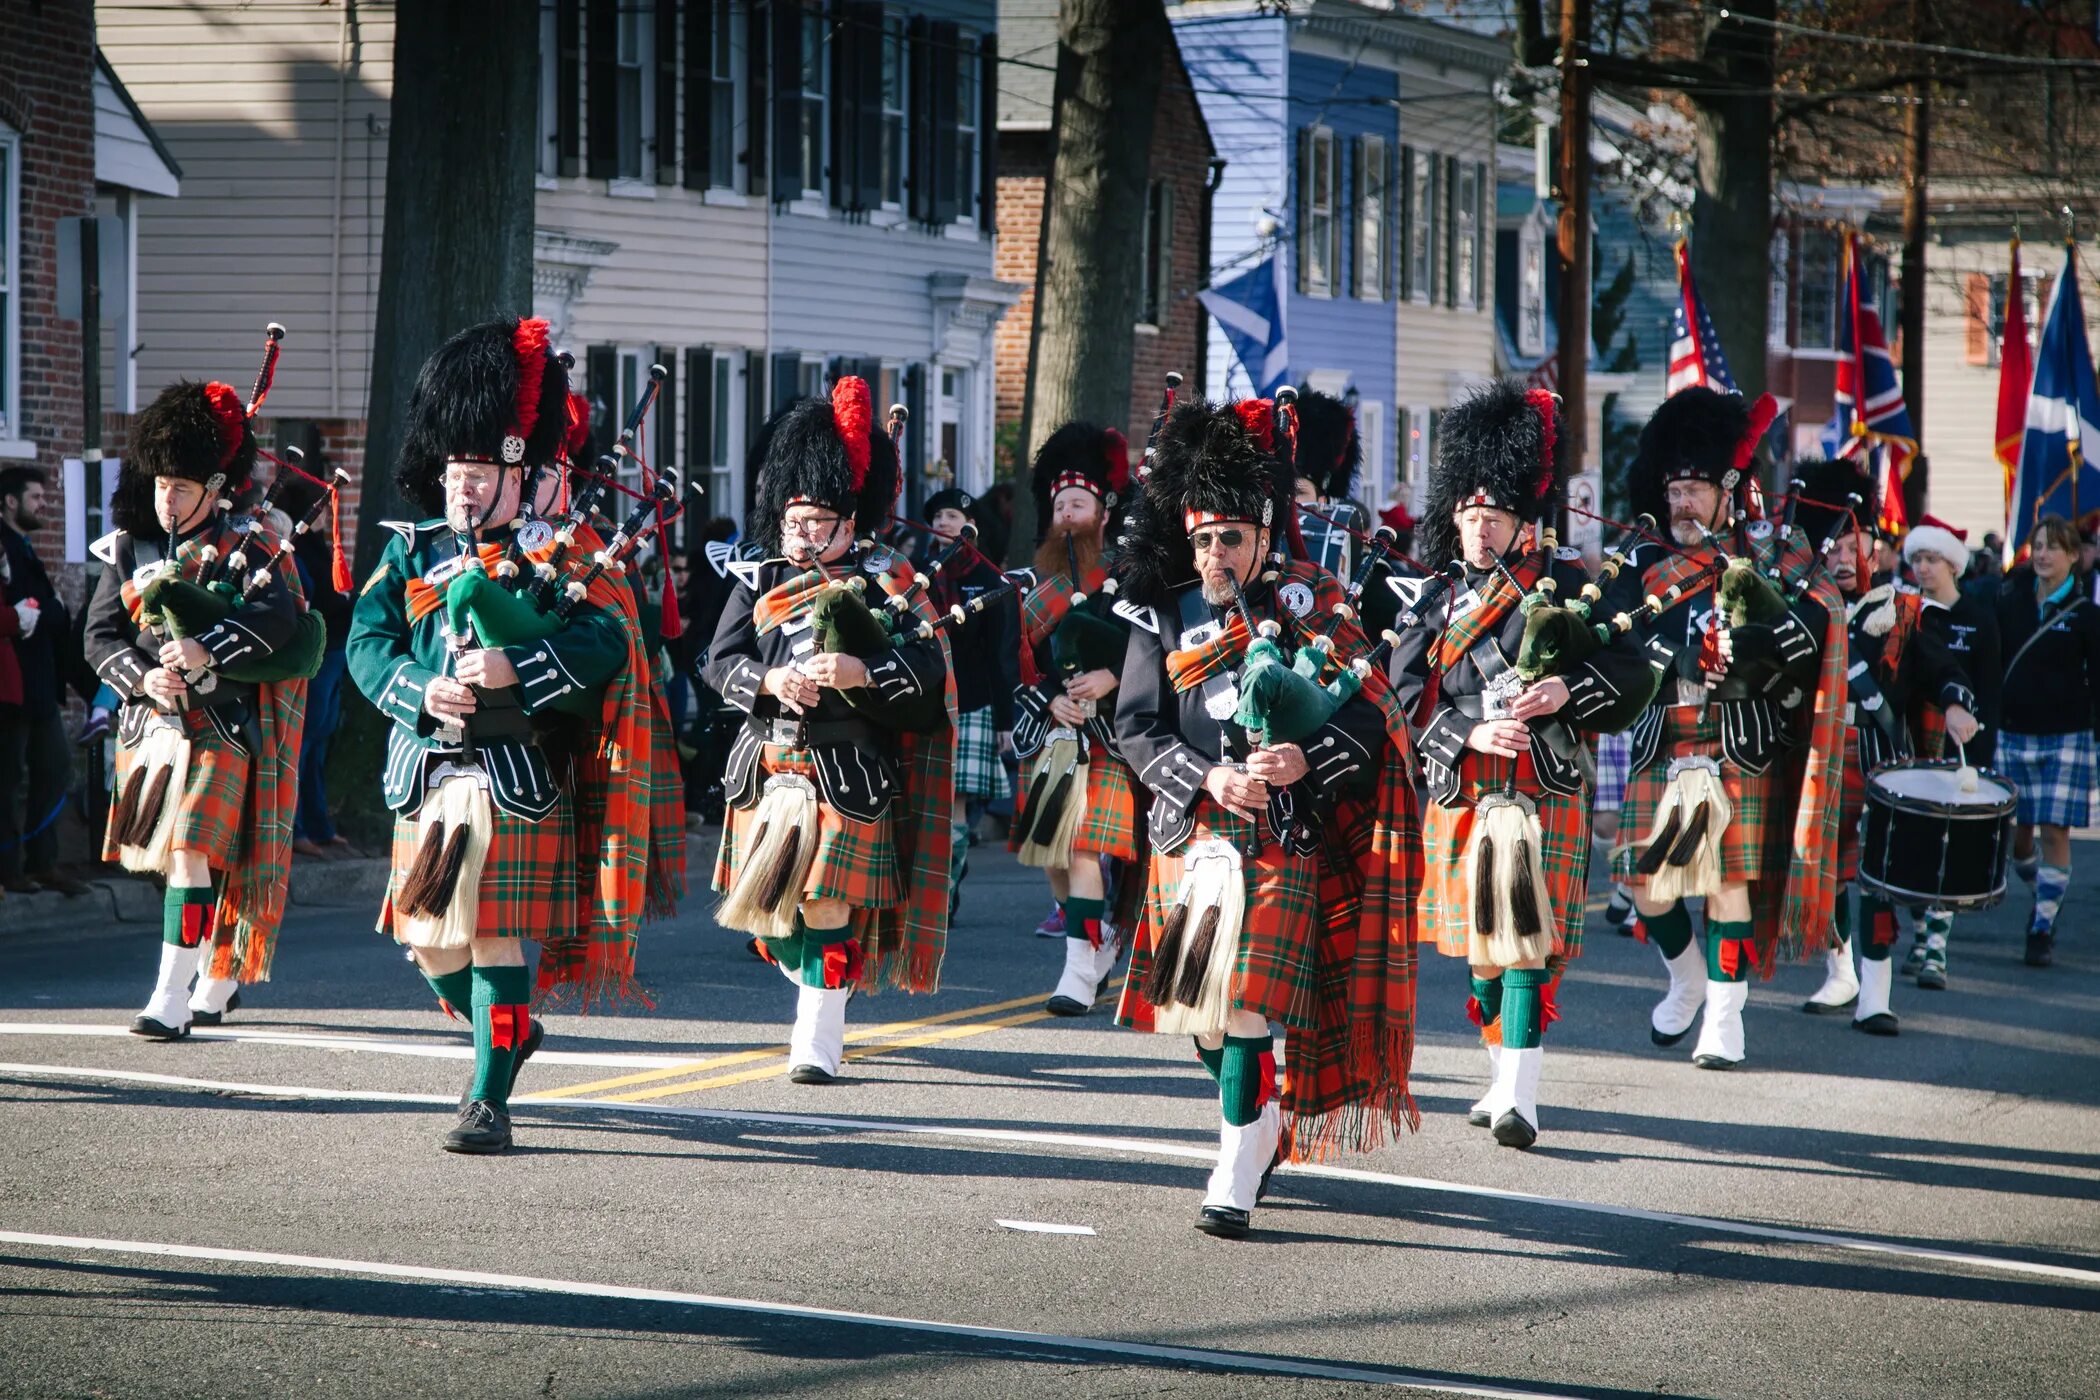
654, 347, 678, 482
744, 350, 768, 511
687, 346, 714, 470
745, 0, 768, 197
771, 353, 802, 414
851, 4, 885, 213
1445, 154, 1460, 308
907, 16, 932, 223
830, 1, 851, 209
1383, 144, 1398, 302
1156, 182, 1175, 324
683, 0, 711, 191
1398, 145, 1413, 300
904, 362, 927, 492
557, 0, 582, 177
771, 0, 804, 199
585, 0, 617, 180
1296, 127, 1312, 295
1965, 273, 1990, 365
978, 32, 998, 235
655, 0, 680, 184
1328, 137, 1343, 300
586, 345, 619, 458
1347, 138, 1364, 300
929, 20, 961, 225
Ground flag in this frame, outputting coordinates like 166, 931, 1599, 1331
2007, 242, 2100, 557
1819, 233, 1917, 533
1198, 252, 1289, 397
1995, 239, 2034, 533
1666, 239, 1737, 396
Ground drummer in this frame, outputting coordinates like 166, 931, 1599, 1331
1796, 461, 1979, 1035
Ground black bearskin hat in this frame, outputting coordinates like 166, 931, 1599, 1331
1791, 456, 1878, 548
748, 376, 900, 553
395, 317, 571, 516
1120, 399, 1279, 607
1291, 389, 1360, 501
1628, 386, 1780, 526
1029, 421, 1131, 543
1229, 398, 1309, 562
1418, 379, 1567, 574
116, 380, 259, 534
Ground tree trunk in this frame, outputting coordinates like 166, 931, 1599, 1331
356, 0, 539, 571
1688, 0, 1774, 401
1011, 0, 1169, 564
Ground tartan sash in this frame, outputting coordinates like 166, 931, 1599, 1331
1165, 613, 1253, 692
752, 566, 833, 634
1430, 553, 1543, 672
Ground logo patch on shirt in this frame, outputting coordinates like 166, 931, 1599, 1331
1278, 580, 1316, 618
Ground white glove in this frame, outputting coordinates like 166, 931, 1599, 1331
13, 599, 37, 637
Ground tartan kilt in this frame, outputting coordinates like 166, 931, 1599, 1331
383, 792, 577, 943
1998, 727, 2094, 830
953, 706, 1012, 799
1116, 800, 1321, 1033
103, 717, 247, 869
1594, 731, 1632, 811
1009, 740, 1140, 861
1837, 726, 1867, 882
712, 744, 903, 910
1613, 707, 1778, 887
1420, 751, 1590, 964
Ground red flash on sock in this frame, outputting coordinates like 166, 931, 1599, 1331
437, 998, 460, 1021
1717, 938, 1760, 978
487, 1004, 531, 1050
1869, 908, 1900, 947
1254, 1051, 1277, 1111
1084, 918, 1104, 950
179, 901, 212, 948
1540, 978, 1562, 1027
1465, 995, 1487, 1028
820, 939, 864, 989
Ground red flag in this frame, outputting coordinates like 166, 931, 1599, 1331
1996, 239, 2034, 536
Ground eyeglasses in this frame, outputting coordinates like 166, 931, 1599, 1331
442, 465, 503, 490
1190, 528, 1249, 553
783, 514, 844, 538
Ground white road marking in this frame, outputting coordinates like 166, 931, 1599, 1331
2, 1061, 2094, 1289
0, 1023, 693, 1070
996, 1220, 1097, 1236
0, 1229, 1564, 1397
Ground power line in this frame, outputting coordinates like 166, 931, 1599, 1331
1717, 7, 2100, 72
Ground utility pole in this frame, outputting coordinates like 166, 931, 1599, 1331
1899, 0, 1932, 517
1555, 0, 1592, 473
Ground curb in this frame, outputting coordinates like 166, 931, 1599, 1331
1, 858, 395, 937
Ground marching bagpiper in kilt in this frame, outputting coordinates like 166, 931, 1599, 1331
347, 317, 658, 1155
1605, 387, 1849, 1071
1113, 398, 1420, 1239
702, 377, 955, 1085
1792, 463, 1979, 1034
1008, 420, 1139, 1016
1390, 381, 1651, 1149
86, 333, 316, 1042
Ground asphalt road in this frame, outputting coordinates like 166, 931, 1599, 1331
1, 835, 2095, 1399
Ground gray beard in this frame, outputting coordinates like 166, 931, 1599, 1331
1669, 518, 1707, 547
1200, 577, 1236, 607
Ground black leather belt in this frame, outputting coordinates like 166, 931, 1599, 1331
747, 715, 878, 748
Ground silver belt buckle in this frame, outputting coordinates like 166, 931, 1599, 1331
763, 717, 807, 747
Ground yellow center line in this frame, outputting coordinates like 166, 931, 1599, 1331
518, 991, 1050, 1101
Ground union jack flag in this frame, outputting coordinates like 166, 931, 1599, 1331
1666, 239, 1737, 396
1819, 232, 1917, 533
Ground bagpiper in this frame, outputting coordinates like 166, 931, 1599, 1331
347, 317, 658, 1154
1390, 381, 1650, 1147
1606, 387, 1849, 1070
919, 482, 1019, 917
701, 378, 955, 1083
1009, 420, 1139, 1015
1794, 462, 1979, 1032
87, 331, 314, 1041
1288, 388, 1367, 584
1114, 398, 1420, 1238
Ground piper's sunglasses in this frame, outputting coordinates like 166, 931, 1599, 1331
1190, 528, 1250, 553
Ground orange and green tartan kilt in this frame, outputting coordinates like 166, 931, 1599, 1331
103, 718, 248, 869
1116, 800, 1321, 1033
384, 793, 577, 944
1419, 750, 1590, 963
711, 745, 902, 910
1071, 750, 1140, 861
1837, 725, 1867, 882
1613, 707, 1777, 888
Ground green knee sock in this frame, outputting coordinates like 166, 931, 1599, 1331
1646, 901, 1694, 959
420, 965, 475, 1021
1194, 1039, 1223, 1082
1064, 895, 1106, 948
788, 912, 861, 990
1705, 919, 1756, 982
1500, 968, 1548, 1050
162, 883, 216, 948
1469, 972, 1504, 1034
1218, 1034, 1275, 1127
468, 964, 533, 1106
1857, 895, 1898, 962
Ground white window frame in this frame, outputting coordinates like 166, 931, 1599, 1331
708, 0, 746, 193
1517, 221, 1546, 357
0, 126, 19, 454
952, 27, 980, 230
1796, 228, 1841, 351
789, 4, 830, 214
1407, 149, 1434, 305
876, 10, 909, 218
537, 0, 561, 183
614, 348, 654, 495
1303, 125, 1337, 298
936, 364, 973, 489
1356, 134, 1387, 301
704, 350, 745, 522
610, 0, 657, 190
1455, 160, 1479, 310
1768, 229, 1791, 347
1357, 399, 1385, 511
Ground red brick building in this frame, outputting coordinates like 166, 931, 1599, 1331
993, 4, 1217, 471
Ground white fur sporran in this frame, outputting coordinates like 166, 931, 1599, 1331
1631, 756, 1733, 902
1145, 840, 1244, 1037
116, 719, 191, 875
1016, 730, 1086, 870
716, 773, 820, 942
394, 768, 494, 949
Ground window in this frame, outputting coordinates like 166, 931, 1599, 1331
1425, 408, 1442, 484
0, 131, 13, 442
1356, 135, 1387, 300
1517, 224, 1546, 357
1987, 272, 2045, 368
938, 366, 970, 488
538, 1, 561, 178
798, 6, 829, 199
953, 29, 979, 224
615, 348, 653, 493
1796, 229, 1840, 350
880, 13, 909, 208
1455, 161, 1480, 309
709, 0, 743, 189
1768, 229, 1791, 346
1139, 180, 1174, 326
614, 0, 655, 182
1398, 406, 1419, 487
1407, 148, 1436, 303
1357, 399, 1385, 506
1301, 126, 1337, 296
707, 352, 741, 516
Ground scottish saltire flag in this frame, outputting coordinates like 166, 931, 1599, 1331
1199, 252, 1289, 396
1819, 233, 1917, 532
2007, 244, 2100, 556
1666, 239, 1737, 396
1995, 240, 2033, 529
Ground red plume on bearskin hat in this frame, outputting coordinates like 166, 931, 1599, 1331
395, 317, 571, 516
1119, 398, 1279, 608
1417, 378, 1566, 574
1029, 420, 1130, 543
748, 375, 899, 552
1628, 385, 1769, 528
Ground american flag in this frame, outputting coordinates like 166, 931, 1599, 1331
1666, 239, 1737, 397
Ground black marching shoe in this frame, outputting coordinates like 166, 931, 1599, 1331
1194, 1205, 1251, 1239
789, 1064, 838, 1085
189, 991, 243, 1028
1044, 995, 1089, 1017
128, 1015, 190, 1041
1256, 1144, 1284, 1203
459, 1018, 546, 1109
443, 1099, 513, 1155
1491, 1109, 1538, 1150
2025, 932, 2055, 967
1852, 1013, 1900, 1037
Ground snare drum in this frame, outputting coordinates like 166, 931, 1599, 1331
1855, 759, 2018, 911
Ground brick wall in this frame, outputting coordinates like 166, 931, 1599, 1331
0, 0, 96, 604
